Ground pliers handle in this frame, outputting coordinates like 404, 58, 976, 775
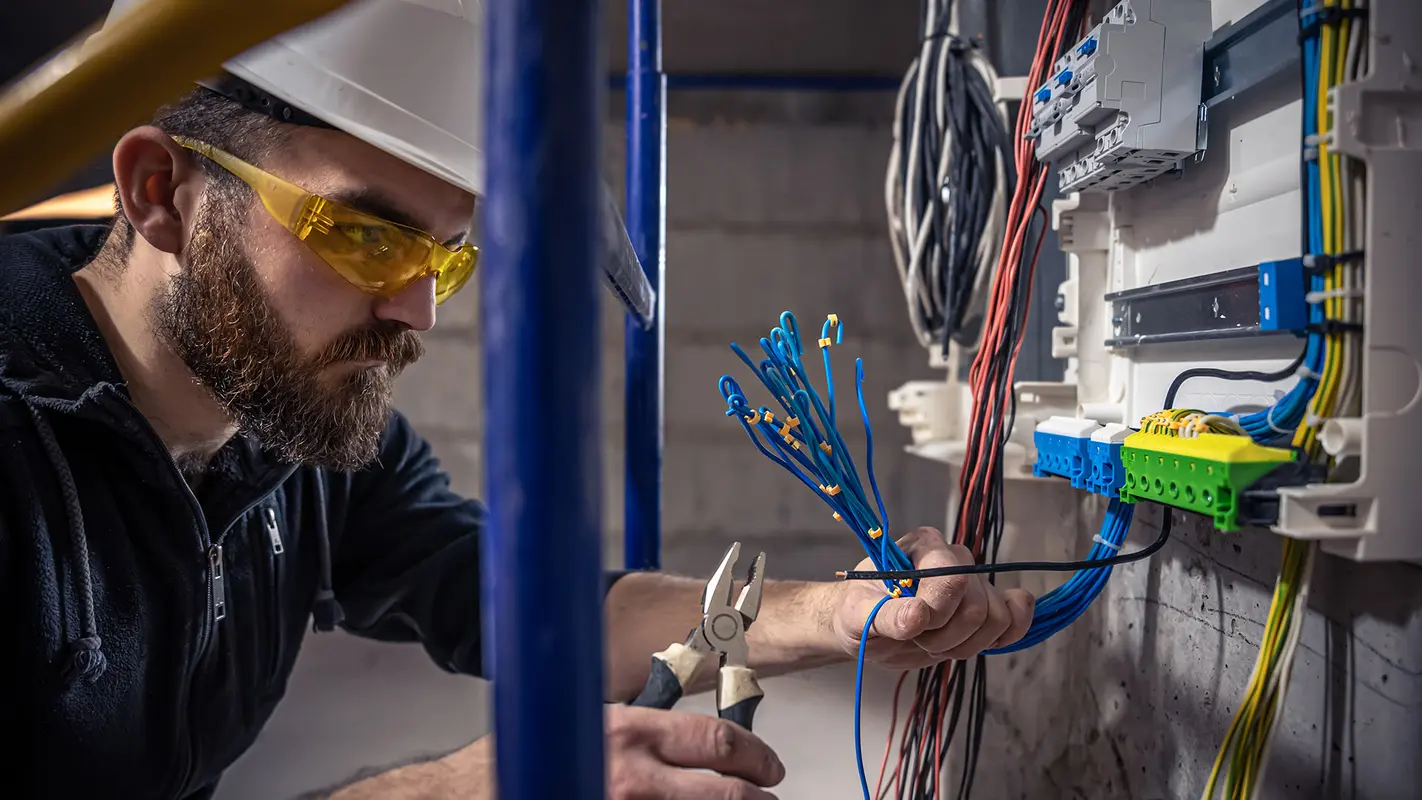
629, 543, 765, 731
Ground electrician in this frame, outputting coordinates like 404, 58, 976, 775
0, 2, 1034, 798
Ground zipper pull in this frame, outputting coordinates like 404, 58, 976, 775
209, 544, 227, 622
264, 507, 285, 555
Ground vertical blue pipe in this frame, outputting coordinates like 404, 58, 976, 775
480, 0, 606, 796
624, 0, 667, 570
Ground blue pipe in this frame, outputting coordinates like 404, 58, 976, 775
623, 0, 666, 571
480, 0, 606, 795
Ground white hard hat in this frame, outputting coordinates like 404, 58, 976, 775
103, 0, 485, 196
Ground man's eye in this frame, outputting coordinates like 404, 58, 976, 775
335, 224, 385, 245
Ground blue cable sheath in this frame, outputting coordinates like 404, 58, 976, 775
855, 595, 893, 800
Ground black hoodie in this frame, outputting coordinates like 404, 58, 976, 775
0, 225, 492, 798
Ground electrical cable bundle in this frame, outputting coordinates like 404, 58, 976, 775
885, 0, 1014, 352
884, 1, 1094, 797
718, 312, 1181, 800
1199, 3, 1365, 797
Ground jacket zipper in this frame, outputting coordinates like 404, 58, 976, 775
105, 392, 295, 800
263, 507, 285, 681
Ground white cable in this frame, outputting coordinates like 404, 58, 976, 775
885, 0, 1008, 353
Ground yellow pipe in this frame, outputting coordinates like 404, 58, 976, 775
0, 0, 350, 217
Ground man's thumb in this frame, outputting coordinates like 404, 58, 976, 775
864, 596, 930, 641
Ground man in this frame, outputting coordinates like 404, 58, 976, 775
0, 1, 1035, 798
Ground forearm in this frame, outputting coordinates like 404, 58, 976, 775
603, 571, 849, 702
325, 737, 494, 800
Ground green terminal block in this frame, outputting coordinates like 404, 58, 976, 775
1119, 431, 1296, 532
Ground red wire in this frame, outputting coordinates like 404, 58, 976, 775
877, 672, 909, 798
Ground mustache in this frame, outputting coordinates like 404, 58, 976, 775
315, 322, 425, 371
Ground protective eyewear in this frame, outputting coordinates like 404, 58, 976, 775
173, 136, 477, 304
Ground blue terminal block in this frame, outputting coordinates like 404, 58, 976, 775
1259, 257, 1307, 332
1032, 417, 1103, 489
1035, 86, 1053, 103
1056, 69, 1074, 86
1086, 423, 1132, 498
1078, 37, 1098, 57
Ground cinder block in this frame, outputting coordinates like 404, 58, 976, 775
664, 230, 904, 338
667, 124, 891, 227
393, 335, 482, 432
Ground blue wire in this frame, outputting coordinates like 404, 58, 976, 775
855, 595, 893, 800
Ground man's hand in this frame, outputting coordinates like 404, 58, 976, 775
831, 527, 1035, 669
607, 705, 785, 799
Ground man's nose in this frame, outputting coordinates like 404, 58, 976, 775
374, 275, 438, 332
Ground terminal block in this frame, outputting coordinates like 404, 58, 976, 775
1033, 416, 1102, 489
1119, 432, 1296, 531
1028, 0, 1212, 194
1086, 423, 1132, 498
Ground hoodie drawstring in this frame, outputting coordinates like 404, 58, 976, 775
26, 405, 107, 686
310, 470, 344, 632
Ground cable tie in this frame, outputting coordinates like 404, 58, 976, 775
1092, 534, 1121, 552
1294, 364, 1321, 381
832, 511, 842, 521
1306, 288, 1364, 304
1305, 320, 1363, 335
899, 579, 913, 588
827, 314, 840, 327
744, 409, 762, 425
1306, 411, 1329, 428
825, 484, 843, 497
867, 526, 882, 539
1302, 250, 1365, 276
1266, 404, 1293, 436
818, 337, 833, 348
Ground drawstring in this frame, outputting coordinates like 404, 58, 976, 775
26, 405, 107, 686
310, 470, 344, 632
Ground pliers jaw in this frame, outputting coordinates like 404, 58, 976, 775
699, 541, 765, 667
630, 542, 767, 731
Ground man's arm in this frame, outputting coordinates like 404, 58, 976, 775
312, 738, 493, 800
603, 528, 1036, 703
603, 572, 843, 702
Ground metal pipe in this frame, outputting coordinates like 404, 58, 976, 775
0, 0, 349, 217
480, 0, 606, 795
623, 0, 666, 571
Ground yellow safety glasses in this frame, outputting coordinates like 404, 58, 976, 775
172, 136, 477, 304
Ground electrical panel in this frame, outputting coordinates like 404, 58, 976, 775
892, 0, 1422, 563
1029, 0, 1213, 194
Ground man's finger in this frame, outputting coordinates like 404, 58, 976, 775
649, 714, 785, 788
939, 579, 1013, 659
903, 542, 975, 630
912, 574, 989, 654
850, 592, 932, 641
992, 588, 1036, 649
657, 769, 780, 800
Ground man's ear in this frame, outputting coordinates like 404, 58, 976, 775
111, 126, 205, 255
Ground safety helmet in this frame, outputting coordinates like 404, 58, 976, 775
102, 0, 485, 196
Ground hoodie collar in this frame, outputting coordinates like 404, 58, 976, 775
0, 225, 130, 412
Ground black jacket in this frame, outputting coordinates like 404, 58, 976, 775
0, 225, 489, 798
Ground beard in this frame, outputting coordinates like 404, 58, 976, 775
153, 194, 425, 470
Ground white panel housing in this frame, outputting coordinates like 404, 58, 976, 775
1029, 0, 1213, 194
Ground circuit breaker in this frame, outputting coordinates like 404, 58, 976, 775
1029, 0, 1213, 193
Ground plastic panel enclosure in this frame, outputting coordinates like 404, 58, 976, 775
1029, 0, 1213, 194
1087, 423, 1132, 498
1033, 416, 1102, 487
1119, 431, 1295, 531
1273, 0, 1422, 561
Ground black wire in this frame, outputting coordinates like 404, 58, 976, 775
841, 506, 1174, 582
1162, 349, 1308, 409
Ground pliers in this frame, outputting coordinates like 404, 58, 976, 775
630, 542, 766, 731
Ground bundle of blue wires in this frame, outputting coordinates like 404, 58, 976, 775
719, 312, 1157, 798
718, 311, 917, 600
983, 498, 1135, 654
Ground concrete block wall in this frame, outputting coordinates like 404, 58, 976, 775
219, 98, 950, 799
